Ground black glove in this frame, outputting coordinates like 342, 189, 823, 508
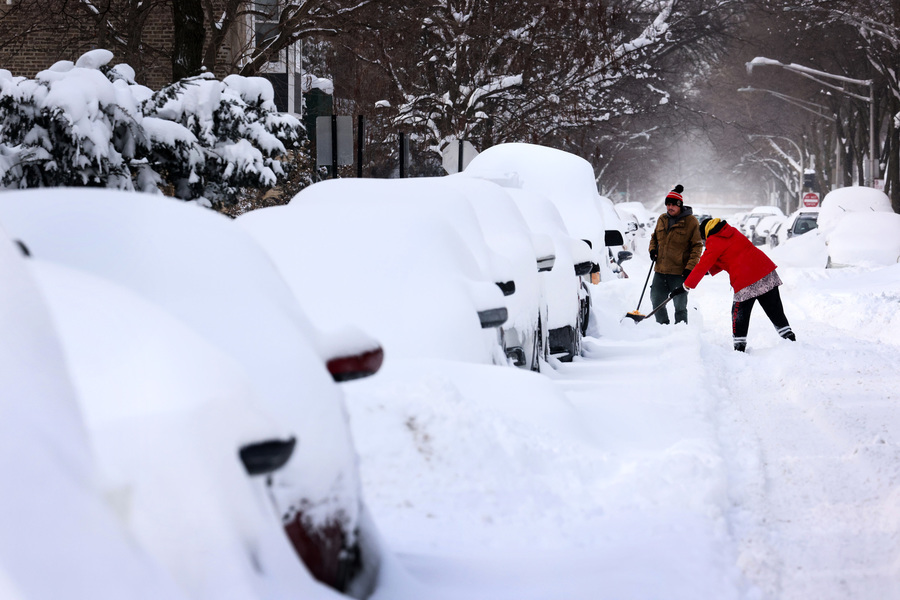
670, 284, 686, 297
682, 268, 692, 278
649, 249, 658, 262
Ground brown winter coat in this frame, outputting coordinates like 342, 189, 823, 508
649, 208, 703, 275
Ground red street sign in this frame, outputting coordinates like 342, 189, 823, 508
802, 192, 820, 207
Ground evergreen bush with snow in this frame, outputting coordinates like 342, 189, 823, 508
0, 49, 304, 207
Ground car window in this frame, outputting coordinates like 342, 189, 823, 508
793, 216, 817, 235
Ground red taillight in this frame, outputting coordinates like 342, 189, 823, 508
284, 512, 359, 592
326, 347, 384, 382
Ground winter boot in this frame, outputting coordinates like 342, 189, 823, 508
733, 340, 747, 352
777, 326, 796, 341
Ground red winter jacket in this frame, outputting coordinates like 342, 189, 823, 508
683, 222, 776, 293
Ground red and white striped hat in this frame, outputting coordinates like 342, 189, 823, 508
665, 184, 684, 206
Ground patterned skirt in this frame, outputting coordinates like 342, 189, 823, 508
733, 270, 782, 302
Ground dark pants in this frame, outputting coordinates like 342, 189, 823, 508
731, 286, 793, 349
650, 272, 688, 324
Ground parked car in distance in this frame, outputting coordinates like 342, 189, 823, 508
817, 187, 898, 268
595, 194, 633, 277
751, 214, 786, 246
462, 142, 627, 359
501, 186, 594, 362
0, 189, 382, 597
784, 206, 821, 240
818, 186, 892, 234
767, 219, 785, 248
741, 206, 784, 239
825, 210, 900, 268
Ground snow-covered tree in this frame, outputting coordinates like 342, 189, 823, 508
0, 49, 304, 207
141, 72, 302, 204
346, 0, 742, 162
0, 50, 149, 190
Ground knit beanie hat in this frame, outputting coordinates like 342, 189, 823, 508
665, 185, 684, 207
700, 217, 726, 240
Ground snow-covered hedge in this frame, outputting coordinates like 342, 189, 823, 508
0, 50, 303, 207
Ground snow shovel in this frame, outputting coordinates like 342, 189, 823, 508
626, 290, 679, 324
623, 260, 654, 322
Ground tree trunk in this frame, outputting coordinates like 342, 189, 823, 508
889, 96, 900, 212
172, 0, 205, 81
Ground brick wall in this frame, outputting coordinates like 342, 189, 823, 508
0, 0, 240, 90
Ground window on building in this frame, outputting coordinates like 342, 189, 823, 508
255, 0, 281, 63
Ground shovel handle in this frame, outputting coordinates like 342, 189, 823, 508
635, 260, 655, 311
638, 293, 674, 323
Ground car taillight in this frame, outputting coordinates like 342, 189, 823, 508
326, 347, 384, 382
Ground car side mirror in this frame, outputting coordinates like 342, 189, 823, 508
573, 261, 593, 276
239, 437, 297, 476
604, 229, 624, 247
495, 280, 516, 296
478, 307, 508, 329
617, 250, 633, 264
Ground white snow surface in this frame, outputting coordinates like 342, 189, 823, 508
2, 183, 900, 600
345, 240, 900, 600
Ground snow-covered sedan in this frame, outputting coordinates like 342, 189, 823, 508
0, 225, 197, 600
237, 177, 511, 367
441, 173, 551, 370
32, 259, 337, 600
0, 189, 383, 597
462, 142, 627, 357
496, 185, 596, 362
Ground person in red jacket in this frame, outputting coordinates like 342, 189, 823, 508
670, 217, 796, 351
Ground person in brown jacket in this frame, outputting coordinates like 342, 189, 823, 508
648, 184, 703, 324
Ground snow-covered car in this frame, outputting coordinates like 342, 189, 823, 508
442, 173, 550, 370
783, 206, 821, 241
614, 202, 652, 253
818, 186, 892, 234
741, 206, 784, 238
615, 201, 656, 232
237, 177, 511, 367
751, 214, 786, 246
462, 142, 626, 356
595, 193, 633, 277
825, 211, 900, 268
463, 142, 624, 282
0, 189, 382, 597
0, 226, 196, 600
31, 259, 334, 600
501, 186, 595, 362
767, 219, 785, 248
615, 207, 641, 241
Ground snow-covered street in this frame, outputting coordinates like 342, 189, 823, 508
348, 255, 900, 600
